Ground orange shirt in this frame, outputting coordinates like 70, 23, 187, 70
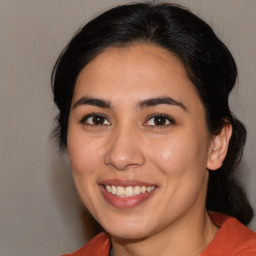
62, 213, 256, 256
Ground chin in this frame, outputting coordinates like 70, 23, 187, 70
107, 228, 150, 241
100, 216, 155, 240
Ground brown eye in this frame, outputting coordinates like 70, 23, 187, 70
154, 116, 168, 126
92, 115, 105, 125
82, 114, 111, 126
145, 114, 175, 127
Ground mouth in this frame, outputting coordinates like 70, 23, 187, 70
104, 185, 156, 198
99, 180, 157, 208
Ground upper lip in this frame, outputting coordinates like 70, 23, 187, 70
99, 179, 157, 187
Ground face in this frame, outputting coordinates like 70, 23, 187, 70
67, 44, 213, 240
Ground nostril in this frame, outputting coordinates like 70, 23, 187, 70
104, 146, 145, 170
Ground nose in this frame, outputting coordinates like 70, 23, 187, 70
104, 126, 145, 171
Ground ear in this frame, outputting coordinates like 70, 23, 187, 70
207, 122, 232, 171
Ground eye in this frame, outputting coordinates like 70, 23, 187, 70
145, 114, 175, 127
81, 114, 111, 126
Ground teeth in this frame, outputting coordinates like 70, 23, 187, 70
111, 185, 116, 195
134, 186, 141, 195
125, 186, 133, 197
104, 185, 155, 197
116, 186, 125, 197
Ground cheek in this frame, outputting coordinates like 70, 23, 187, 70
67, 130, 105, 212
67, 129, 104, 177
146, 131, 209, 177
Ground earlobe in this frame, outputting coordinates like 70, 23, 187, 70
207, 122, 232, 171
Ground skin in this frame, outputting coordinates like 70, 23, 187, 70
67, 44, 232, 256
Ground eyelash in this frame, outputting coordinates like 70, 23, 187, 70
80, 113, 111, 126
80, 113, 175, 127
144, 114, 175, 127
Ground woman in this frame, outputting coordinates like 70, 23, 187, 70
51, 2, 256, 255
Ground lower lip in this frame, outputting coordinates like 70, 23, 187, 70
99, 185, 156, 208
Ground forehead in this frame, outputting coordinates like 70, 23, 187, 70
73, 44, 200, 108
77, 44, 187, 85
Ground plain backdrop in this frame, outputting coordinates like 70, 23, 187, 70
0, 0, 255, 255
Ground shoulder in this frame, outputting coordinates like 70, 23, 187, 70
233, 239, 256, 256
61, 232, 111, 256
201, 212, 256, 256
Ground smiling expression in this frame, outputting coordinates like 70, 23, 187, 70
67, 44, 214, 239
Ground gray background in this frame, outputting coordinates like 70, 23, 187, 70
0, 0, 255, 255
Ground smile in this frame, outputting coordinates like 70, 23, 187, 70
104, 185, 156, 198
99, 180, 157, 208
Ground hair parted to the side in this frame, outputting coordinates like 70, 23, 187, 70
51, 2, 253, 225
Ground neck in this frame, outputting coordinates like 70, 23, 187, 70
111, 210, 218, 256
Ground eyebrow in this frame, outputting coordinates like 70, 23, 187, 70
138, 97, 187, 111
73, 96, 187, 111
73, 97, 112, 109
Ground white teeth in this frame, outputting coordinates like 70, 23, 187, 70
141, 186, 146, 193
111, 185, 117, 195
125, 186, 134, 197
116, 186, 125, 196
134, 186, 141, 195
104, 185, 155, 197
